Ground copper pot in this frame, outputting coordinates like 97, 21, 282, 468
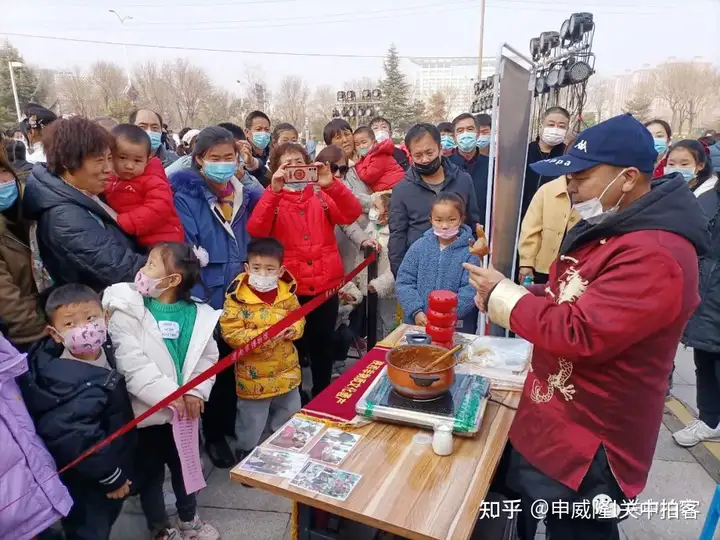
385, 335, 456, 399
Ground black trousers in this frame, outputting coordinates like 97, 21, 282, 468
492, 444, 625, 540
61, 479, 124, 540
298, 294, 340, 397
534, 272, 550, 285
202, 337, 236, 442
136, 424, 197, 533
695, 348, 720, 427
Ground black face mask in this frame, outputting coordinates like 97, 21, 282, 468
414, 156, 442, 176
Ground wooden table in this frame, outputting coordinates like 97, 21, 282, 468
231, 325, 520, 540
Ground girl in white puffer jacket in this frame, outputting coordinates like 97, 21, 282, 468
103, 242, 220, 540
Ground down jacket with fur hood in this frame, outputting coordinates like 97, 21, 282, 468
169, 168, 263, 309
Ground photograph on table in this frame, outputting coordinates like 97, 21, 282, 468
237, 447, 309, 479
266, 417, 325, 452
290, 461, 362, 501
307, 428, 361, 466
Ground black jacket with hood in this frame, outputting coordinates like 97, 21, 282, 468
388, 157, 481, 276
559, 174, 709, 259
683, 180, 720, 352
19, 336, 138, 493
22, 164, 146, 291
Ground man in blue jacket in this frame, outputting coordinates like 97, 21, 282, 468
448, 113, 490, 228
388, 123, 481, 276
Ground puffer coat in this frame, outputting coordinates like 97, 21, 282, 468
22, 164, 146, 290
246, 182, 362, 296
0, 335, 72, 540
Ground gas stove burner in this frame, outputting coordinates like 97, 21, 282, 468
390, 390, 448, 403
386, 387, 456, 417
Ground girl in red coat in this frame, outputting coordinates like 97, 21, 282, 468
353, 127, 404, 192
247, 143, 362, 396
105, 124, 184, 248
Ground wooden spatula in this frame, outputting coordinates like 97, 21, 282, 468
424, 344, 462, 372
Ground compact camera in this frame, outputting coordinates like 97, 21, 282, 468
286, 165, 318, 183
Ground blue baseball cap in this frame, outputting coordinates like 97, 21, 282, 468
530, 113, 658, 177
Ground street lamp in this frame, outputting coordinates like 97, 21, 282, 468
8, 61, 23, 122
109, 9, 133, 86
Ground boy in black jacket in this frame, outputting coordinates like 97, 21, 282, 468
20, 284, 137, 540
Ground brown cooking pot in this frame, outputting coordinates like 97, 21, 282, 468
385, 334, 457, 399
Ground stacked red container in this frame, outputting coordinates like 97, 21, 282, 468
426, 290, 458, 349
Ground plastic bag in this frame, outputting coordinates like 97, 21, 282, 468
466, 336, 531, 371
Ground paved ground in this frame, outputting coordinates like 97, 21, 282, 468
110, 347, 718, 540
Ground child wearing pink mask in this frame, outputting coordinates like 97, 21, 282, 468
103, 242, 221, 540
395, 193, 479, 334
20, 283, 137, 540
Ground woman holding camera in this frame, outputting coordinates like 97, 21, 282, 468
247, 142, 362, 397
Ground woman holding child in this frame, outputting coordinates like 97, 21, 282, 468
247, 142, 362, 397
170, 125, 264, 468
23, 116, 147, 290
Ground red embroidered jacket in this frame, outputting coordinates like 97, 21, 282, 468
489, 178, 708, 498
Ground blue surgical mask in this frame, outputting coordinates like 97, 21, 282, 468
0, 182, 18, 211
653, 138, 668, 155
357, 147, 370, 157
440, 135, 457, 151
665, 167, 695, 183
477, 134, 491, 149
203, 161, 238, 183
252, 132, 271, 150
146, 130, 162, 152
457, 132, 478, 153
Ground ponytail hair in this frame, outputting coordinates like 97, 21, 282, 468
154, 242, 202, 302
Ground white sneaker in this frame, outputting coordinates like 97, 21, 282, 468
178, 515, 220, 540
154, 528, 182, 540
672, 419, 720, 447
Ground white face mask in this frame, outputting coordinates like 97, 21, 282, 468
368, 208, 380, 222
540, 127, 567, 147
248, 273, 279, 292
572, 169, 627, 225
374, 130, 390, 143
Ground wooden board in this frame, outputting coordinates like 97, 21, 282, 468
230, 325, 520, 540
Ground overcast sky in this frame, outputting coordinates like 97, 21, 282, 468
1, 0, 719, 93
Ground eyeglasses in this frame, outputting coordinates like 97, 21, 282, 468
330, 164, 349, 176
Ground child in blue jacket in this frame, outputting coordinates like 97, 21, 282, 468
396, 193, 479, 334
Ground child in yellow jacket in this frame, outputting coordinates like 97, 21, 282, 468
220, 238, 305, 459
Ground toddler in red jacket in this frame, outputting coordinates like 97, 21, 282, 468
105, 124, 184, 248
353, 127, 404, 192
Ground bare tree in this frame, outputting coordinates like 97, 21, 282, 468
586, 77, 612, 123
199, 89, 245, 126
238, 64, 270, 113
160, 59, 212, 127
133, 61, 175, 124
55, 67, 98, 117
307, 85, 337, 136
438, 85, 461, 117
425, 92, 447, 124
651, 61, 718, 133
90, 61, 126, 113
273, 75, 310, 127
684, 65, 720, 133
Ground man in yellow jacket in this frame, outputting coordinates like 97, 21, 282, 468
518, 175, 580, 284
220, 238, 305, 460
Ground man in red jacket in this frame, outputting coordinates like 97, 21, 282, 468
465, 114, 709, 539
